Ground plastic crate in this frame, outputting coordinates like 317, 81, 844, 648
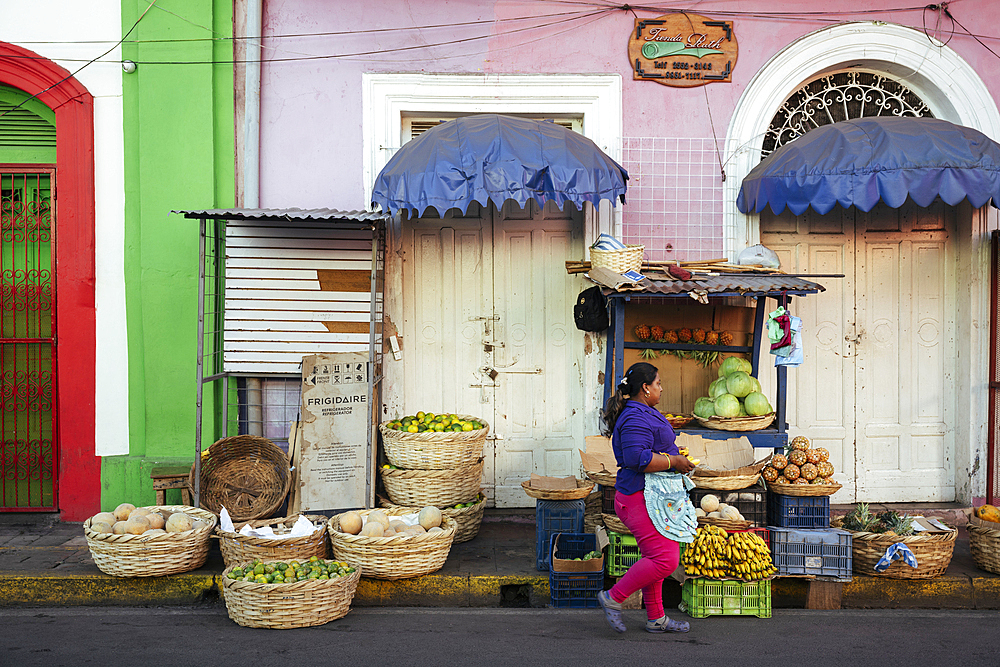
680, 578, 771, 618
769, 527, 852, 581
691, 484, 767, 527
767, 493, 830, 529
550, 532, 603, 572
601, 485, 616, 513
606, 530, 641, 577
549, 569, 603, 608
535, 499, 585, 571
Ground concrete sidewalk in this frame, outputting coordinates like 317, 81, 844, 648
1, 506, 997, 610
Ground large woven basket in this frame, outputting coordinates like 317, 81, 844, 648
603, 512, 632, 535
833, 518, 957, 579
380, 493, 486, 543
84, 505, 217, 577
583, 489, 603, 533
190, 435, 290, 522
381, 460, 483, 506
217, 514, 329, 568
694, 413, 775, 432
379, 416, 488, 469
222, 561, 361, 629
327, 509, 457, 580
698, 516, 752, 531
767, 480, 843, 497
585, 469, 617, 487
691, 473, 761, 490
521, 478, 595, 501
590, 244, 644, 274
967, 517, 1000, 574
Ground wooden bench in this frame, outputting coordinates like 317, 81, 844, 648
151, 464, 192, 506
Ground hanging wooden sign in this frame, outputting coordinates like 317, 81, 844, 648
629, 14, 737, 88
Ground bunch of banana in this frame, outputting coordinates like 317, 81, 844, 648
677, 447, 700, 466
724, 531, 777, 580
681, 525, 729, 578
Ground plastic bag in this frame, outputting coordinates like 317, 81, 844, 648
775, 316, 803, 366
737, 244, 780, 269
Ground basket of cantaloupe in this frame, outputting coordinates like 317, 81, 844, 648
379, 492, 487, 543
694, 494, 751, 531
327, 507, 457, 580
84, 503, 218, 577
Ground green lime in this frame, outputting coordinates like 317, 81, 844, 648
253, 563, 265, 575
277, 562, 288, 571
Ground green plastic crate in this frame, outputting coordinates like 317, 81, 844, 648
679, 578, 771, 618
606, 531, 641, 577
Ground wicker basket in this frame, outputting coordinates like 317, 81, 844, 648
222, 561, 361, 629
84, 505, 217, 577
380, 493, 486, 543
584, 489, 603, 533
694, 413, 776, 432
327, 509, 457, 580
217, 514, 329, 568
590, 244, 644, 274
698, 516, 752, 531
603, 512, 632, 535
767, 480, 843, 497
585, 469, 617, 487
666, 415, 695, 429
832, 518, 958, 579
967, 517, 1000, 574
521, 478, 595, 501
381, 460, 483, 506
190, 435, 290, 522
379, 416, 488, 469
691, 473, 761, 491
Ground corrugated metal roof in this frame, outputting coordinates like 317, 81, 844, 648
606, 274, 826, 297
174, 208, 389, 223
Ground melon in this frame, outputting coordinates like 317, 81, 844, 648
128, 507, 151, 520
718, 356, 744, 377
707, 511, 722, 519
340, 511, 363, 535
113, 503, 136, 522
695, 508, 706, 518
693, 396, 716, 419
383, 528, 398, 537
125, 516, 151, 535
360, 521, 385, 537
725, 371, 754, 398
389, 520, 408, 532
700, 494, 720, 513
427, 526, 444, 533
418, 506, 442, 530
90, 521, 113, 534
368, 510, 390, 529
714, 394, 741, 418
708, 377, 728, 399
749, 375, 762, 394
112, 521, 129, 535
92, 511, 117, 526
720, 506, 742, 522
165, 512, 194, 533
744, 391, 773, 416
144, 512, 165, 530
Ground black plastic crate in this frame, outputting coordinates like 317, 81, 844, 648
601, 484, 616, 513
549, 569, 603, 608
690, 484, 767, 527
535, 499, 585, 571
769, 527, 852, 581
767, 493, 830, 529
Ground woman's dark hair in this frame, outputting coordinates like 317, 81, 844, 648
601, 362, 658, 435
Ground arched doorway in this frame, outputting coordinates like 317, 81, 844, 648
0, 43, 97, 519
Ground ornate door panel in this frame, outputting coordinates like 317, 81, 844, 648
0, 169, 55, 511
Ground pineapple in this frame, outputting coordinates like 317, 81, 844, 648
783, 463, 801, 481
677, 328, 692, 343
650, 325, 665, 341
806, 448, 822, 464
691, 328, 706, 343
634, 324, 651, 341
790, 435, 810, 450
719, 330, 734, 346
794, 477, 809, 485
800, 462, 818, 481
817, 461, 835, 478
788, 449, 807, 466
762, 466, 779, 482
816, 447, 830, 462
704, 330, 720, 346
663, 329, 679, 344
842, 503, 873, 531
771, 453, 788, 470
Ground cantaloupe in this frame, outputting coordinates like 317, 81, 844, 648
92, 511, 117, 526
128, 507, 151, 520
389, 520, 408, 532
340, 511, 363, 535
707, 511, 722, 519
360, 521, 384, 537
145, 512, 165, 530
418, 506, 442, 530
125, 516, 150, 535
720, 506, 742, 522
112, 521, 129, 534
700, 495, 720, 513
90, 521, 113, 534
695, 508, 706, 518
165, 512, 193, 533
114, 503, 136, 522
427, 526, 444, 533
368, 510, 390, 528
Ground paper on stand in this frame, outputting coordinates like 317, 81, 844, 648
677, 434, 770, 476
579, 435, 618, 475
528, 473, 578, 491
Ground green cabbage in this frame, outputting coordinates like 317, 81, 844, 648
725, 371, 754, 398
714, 394, 741, 418
743, 391, 772, 416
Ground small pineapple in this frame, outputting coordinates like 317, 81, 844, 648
762, 466, 779, 482
817, 461, 834, 478
816, 447, 830, 462
771, 453, 788, 470
790, 435, 811, 450
842, 503, 873, 531
794, 477, 809, 485
788, 449, 807, 466
704, 330, 720, 346
650, 325, 665, 340
677, 328, 692, 343
719, 330, 734, 346
691, 328, 706, 343
634, 324, 651, 341
663, 329, 679, 344
806, 448, 822, 464
783, 463, 801, 481
800, 462, 818, 481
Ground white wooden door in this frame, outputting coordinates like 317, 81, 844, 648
760, 202, 956, 502
401, 202, 585, 507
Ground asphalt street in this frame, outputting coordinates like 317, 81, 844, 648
1, 605, 997, 667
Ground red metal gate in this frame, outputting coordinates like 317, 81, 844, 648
990, 230, 1000, 506
0, 168, 56, 511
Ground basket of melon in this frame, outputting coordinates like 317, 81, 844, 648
379, 492, 487, 543
327, 507, 457, 580
694, 494, 751, 531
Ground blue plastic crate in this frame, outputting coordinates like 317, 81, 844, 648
769, 527, 852, 581
767, 493, 830, 528
549, 569, 603, 608
535, 499, 585, 571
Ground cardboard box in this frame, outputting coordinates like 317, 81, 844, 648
678, 433, 771, 477
550, 533, 604, 573
579, 435, 618, 476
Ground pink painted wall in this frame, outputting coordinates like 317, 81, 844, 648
260, 1, 1000, 258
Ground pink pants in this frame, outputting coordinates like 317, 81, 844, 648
608, 489, 680, 621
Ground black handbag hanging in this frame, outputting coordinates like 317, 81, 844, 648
574, 286, 609, 332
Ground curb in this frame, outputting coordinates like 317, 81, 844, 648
0, 571, 219, 607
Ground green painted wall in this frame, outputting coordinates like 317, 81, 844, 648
103, 0, 234, 509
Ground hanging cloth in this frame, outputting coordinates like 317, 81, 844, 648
644, 472, 698, 544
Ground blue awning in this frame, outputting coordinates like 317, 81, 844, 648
736, 117, 1000, 215
371, 114, 628, 217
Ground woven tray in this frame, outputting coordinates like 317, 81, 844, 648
691, 473, 761, 491
767, 480, 843, 497
967, 517, 1000, 574
584, 489, 603, 533
521, 478, 595, 501
327, 509, 457, 580
833, 519, 958, 579
590, 244, 644, 274
381, 459, 483, 506
190, 434, 290, 522
666, 415, 695, 429
216, 514, 329, 568
694, 413, 776, 432
602, 513, 632, 535
380, 493, 486, 543
585, 469, 617, 487
84, 505, 218, 577
698, 516, 752, 531
222, 561, 361, 629
379, 416, 488, 469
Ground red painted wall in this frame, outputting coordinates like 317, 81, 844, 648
0, 43, 98, 521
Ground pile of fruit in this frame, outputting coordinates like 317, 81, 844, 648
841, 503, 914, 535
88, 503, 209, 536
693, 493, 745, 522
975, 504, 1000, 523
681, 524, 776, 580
384, 412, 484, 433
633, 324, 735, 367
567, 551, 602, 562
226, 556, 356, 583
693, 356, 773, 419
677, 446, 700, 467
761, 436, 837, 486
337, 508, 445, 538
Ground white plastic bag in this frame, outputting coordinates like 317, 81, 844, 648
737, 244, 780, 269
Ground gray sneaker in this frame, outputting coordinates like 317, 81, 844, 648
645, 615, 690, 633
598, 590, 626, 633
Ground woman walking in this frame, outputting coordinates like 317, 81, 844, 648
597, 361, 694, 633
